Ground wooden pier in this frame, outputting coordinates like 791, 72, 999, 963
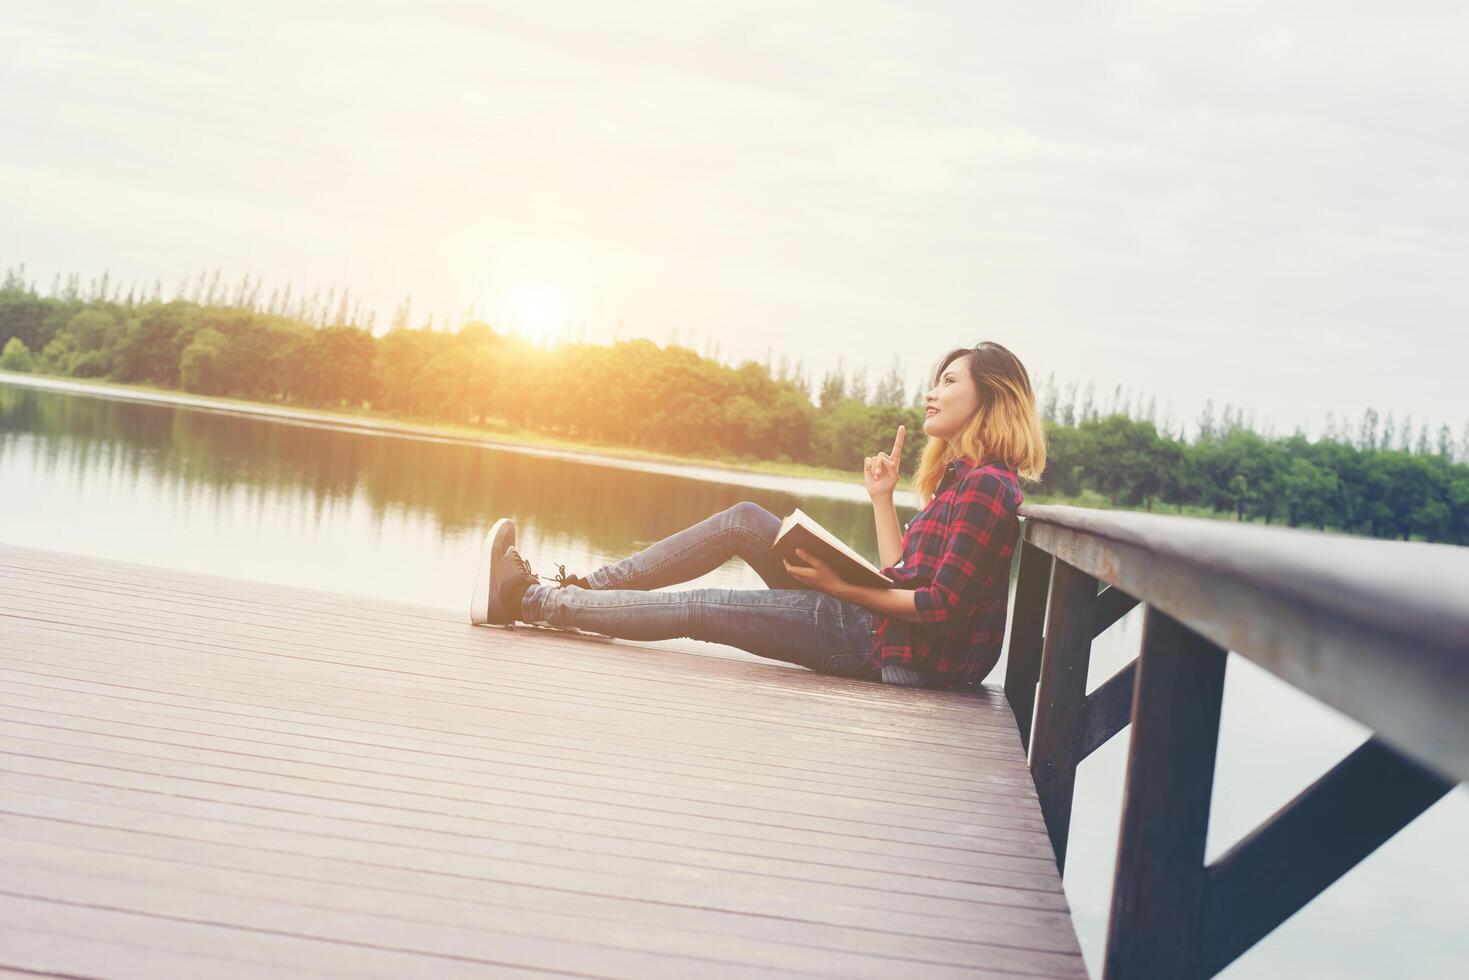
0, 544, 1087, 979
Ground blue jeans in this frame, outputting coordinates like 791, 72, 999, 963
521, 502, 883, 681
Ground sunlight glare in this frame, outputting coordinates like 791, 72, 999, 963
510, 285, 569, 341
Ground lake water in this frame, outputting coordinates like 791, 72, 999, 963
1, 378, 1464, 978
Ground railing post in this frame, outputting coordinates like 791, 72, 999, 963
1102, 608, 1227, 980
1028, 557, 1097, 873
1005, 536, 1053, 752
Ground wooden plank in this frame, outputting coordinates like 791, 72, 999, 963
0, 923, 348, 979
0, 558, 1034, 734
0, 808, 1079, 956
0, 634, 1023, 796
1028, 559, 1097, 873
0, 712, 1046, 846
0, 747, 1061, 926
0, 894, 551, 980
0, 792, 1070, 949
0, 670, 1031, 805
0, 702, 1063, 875
0, 701, 1050, 870
1003, 537, 1052, 752
0, 555, 940, 702
0, 724, 1058, 906
1090, 585, 1139, 637
1017, 503, 1469, 646
0, 581, 1034, 787
0, 684, 1042, 833
0, 862, 1068, 980
1101, 609, 1226, 980
0, 627, 1031, 791
0, 845, 1084, 979
0, 553, 1014, 738
0, 669, 1052, 861
0, 545, 1087, 977
1078, 660, 1136, 760
2, 543, 1010, 714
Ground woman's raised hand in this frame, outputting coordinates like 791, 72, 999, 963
863, 424, 905, 500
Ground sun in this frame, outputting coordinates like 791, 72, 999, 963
509, 285, 569, 341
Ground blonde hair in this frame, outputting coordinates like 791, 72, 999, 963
912, 342, 1047, 505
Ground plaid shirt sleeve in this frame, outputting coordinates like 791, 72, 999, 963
910, 469, 1016, 637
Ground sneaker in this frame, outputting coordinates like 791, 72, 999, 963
470, 518, 516, 625
490, 546, 540, 625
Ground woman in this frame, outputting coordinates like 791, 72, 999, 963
469, 341, 1046, 689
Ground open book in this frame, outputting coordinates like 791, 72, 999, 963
771, 509, 896, 589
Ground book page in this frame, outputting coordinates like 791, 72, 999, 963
783, 509, 888, 578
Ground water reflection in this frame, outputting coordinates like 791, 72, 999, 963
0, 383, 911, 608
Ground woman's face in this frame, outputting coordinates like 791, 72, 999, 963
923, 353, 982, 440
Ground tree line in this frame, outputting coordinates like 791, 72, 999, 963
1, 266, 1465, 544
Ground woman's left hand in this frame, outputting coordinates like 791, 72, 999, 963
783, 549, 845, 596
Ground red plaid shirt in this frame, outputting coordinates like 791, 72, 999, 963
869, 458, 1023, 688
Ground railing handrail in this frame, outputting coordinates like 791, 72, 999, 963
1017, 503, 1469, 785
1019, 503, 1469, 648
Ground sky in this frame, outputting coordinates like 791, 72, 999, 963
2, 0, 1466, 441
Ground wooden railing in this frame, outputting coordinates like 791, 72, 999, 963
1004, 504, 1468, 980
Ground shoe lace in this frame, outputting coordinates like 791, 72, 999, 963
540, 562, 579, 588
506, 549, 536, 581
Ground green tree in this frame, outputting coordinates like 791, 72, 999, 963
1081, 415, 1179, 510
110, 305, 185, 384
0, 337, 33, 372
1279, 457, 1338, 529
1384, 453, 1447, 541
178, 327, 229, 394
374, 327, 441, 417
1444, 471, 1469, 545
1356, 451, 1399, 538
1227, 474, 1250, 521
38, 334, 80, 375
292, 325, 381, 408
65, 308, 119, 354
0, 289, 56, 352
1408, 497, 1451, 542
